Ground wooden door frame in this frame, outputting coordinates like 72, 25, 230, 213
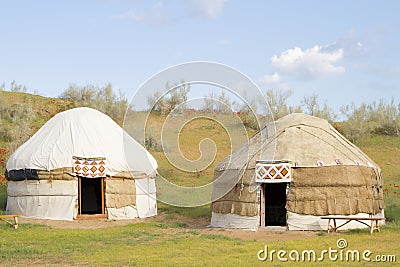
260, 184, 266, 227
101, 178, 105, 214
78, 177, 105, 215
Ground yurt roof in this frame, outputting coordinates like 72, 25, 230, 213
216, 113, 379, 170
6, 107, 157, 175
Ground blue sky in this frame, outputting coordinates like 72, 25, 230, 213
1, 0, 400, 113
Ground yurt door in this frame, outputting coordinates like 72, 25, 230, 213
261, 183, 288, 227
73, 156, 106, 216
256, 160, 292, 228
78, 177, 105, 215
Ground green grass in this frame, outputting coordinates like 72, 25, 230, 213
0, 222, 399, 266
155, 222, 187, 229
157, 201, 211, 219
317, 231, 326, 236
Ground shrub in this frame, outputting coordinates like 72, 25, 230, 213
373, 122, 399, 136
60, 83, 128, 125
145, 135, 163, 152
0, 126, 13, 142
147, 81, 191, 115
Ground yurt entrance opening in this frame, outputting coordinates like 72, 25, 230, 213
261, 183, 288, 227
74, 156, 107, 217
78, 177, 105, 215
256, 160, 292, 228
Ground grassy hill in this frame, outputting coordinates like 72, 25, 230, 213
124, 110, 257, 187
0, 91, 400, 220
0, 91, 399, 221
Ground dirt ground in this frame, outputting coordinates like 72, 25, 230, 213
18, 212, 320, 241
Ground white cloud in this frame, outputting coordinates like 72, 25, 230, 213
191, 0, 227, 19
271, 45, 345, 80
116, 1, 172, 26
258, 72, 281, 84
258, 72, 289, 89
259, 42, 349, 88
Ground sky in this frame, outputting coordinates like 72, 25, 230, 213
1, 0, 400, 114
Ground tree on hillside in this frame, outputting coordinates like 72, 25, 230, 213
203, 91, 216, 112
202, 90, 235, 113
341, 98, 400, 140
60, 83, 128, 124
340, 102, 371, 143
302, 93, 337, 122
262, 89, 299, 120
367, 98, 400, 136
10, 81, 27, 93
147, 80, 191, 115
301, 94, 318, 116
216, 90, 232, 113
0, 81, 27, 93
233, 90, 261, 130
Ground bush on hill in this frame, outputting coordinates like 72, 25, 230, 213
60, 83, 128, 125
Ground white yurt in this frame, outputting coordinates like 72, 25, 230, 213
211, 113, 384, 231
5, 107, 157, 220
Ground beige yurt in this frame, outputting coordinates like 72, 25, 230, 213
5, 107, 157, 220
211, 113, 384, 230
